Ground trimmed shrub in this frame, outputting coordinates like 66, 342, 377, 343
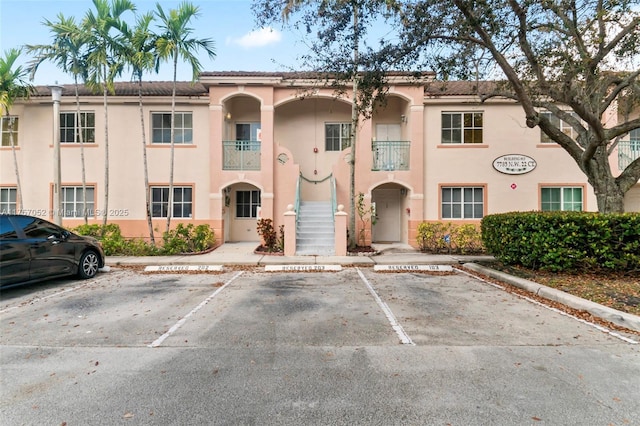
417, 222, 483, 254
481, 211, 640, 272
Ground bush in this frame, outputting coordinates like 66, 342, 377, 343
257, 218, 284, 252
481, 211, 640, 272
416, 222, 483, 254
162, 223, 216, 255
73, 223, 215, 256
451, 223, 484, 254
72, 223, 129, 256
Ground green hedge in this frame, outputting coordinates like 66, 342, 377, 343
481, 212, 640, 272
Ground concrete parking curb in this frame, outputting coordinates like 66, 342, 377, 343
464, 262, 640, 333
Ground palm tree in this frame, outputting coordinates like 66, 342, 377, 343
27, 14, 91, 223
122, 11, 158, 245
0, 48, 33, 211
155, 1, 215, 234
83, 0, 135, 229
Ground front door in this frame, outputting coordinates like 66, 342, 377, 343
372, 189, 401, 242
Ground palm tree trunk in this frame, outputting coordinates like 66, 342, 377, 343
348, 4, 359, 249
75, 78, 88, 224
165, 52, 178, 234
101, 64, 109, 231
6, 114, 23, 210
138, 78, 155, 244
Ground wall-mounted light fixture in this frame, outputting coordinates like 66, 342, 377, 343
225, 112, 232, 121
400, 188, 407, 196
400, 114, 407, 123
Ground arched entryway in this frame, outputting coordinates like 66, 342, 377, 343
223, 182, 262, 242
371, 183, 409, 243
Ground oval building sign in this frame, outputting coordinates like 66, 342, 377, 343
493, 154, 537, 175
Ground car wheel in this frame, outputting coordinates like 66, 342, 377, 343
78, 250, 100, 279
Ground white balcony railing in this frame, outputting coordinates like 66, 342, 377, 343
618, 140, 640, 170
372, 140, 410, 171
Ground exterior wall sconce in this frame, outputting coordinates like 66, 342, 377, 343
400, 114, 407, 123
400, 188, 407, 196
225, 112, 232, 121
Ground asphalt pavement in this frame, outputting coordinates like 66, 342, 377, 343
105, 242, 640, 333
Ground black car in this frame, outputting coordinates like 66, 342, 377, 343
0, 214, 105, 288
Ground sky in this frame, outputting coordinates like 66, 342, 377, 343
0, 0, 313, 86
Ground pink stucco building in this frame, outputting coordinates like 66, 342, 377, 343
2, 72, 639, 253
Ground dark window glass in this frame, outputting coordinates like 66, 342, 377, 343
0, 216, 17, 239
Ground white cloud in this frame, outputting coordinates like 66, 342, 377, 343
229, 27, 282, 48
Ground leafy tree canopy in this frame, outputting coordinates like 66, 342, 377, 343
254, 0, 640, 212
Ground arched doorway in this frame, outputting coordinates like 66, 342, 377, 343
372, 184, 408, 243
224, 182, 262, 242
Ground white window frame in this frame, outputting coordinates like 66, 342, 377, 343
151, 186, 193, 218
60, 111, 96, 143
1, 116, 18, 147
541, 186, 583, 211
441, 186, 484, 219
61, 185, 95, 218
325, 122, 352, 151
0, 187, 17, 214
630, 128, 640, 151
151, 112, 193, 144
441, 112, 483, 144
540, 111, 579, 143
236, 190, 261, 219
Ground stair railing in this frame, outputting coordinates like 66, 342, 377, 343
330, 175, 337, 226
294, 174, 301, 226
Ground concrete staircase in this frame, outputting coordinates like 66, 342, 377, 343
296, 201, 335, 255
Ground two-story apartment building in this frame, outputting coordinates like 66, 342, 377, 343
1, 72, 639, 254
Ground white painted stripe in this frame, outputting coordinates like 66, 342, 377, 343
374, 264, 453, 272
454, 267, 639, 345
144, 265, 223, 272
356, 267, 415, 346
264, 264, 342, 272
148, 271, 244, 348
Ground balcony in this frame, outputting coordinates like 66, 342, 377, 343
223, 140, 261, 170
618, 140, 640, 170
372, 140, 410, 171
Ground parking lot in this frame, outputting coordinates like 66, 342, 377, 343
2, 266, 639, 425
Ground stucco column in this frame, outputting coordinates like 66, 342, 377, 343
209, 103, 225, 241
357, 118, 373, 177
334, 204, 347, 256
261, 105, 275, 219
409, 103, 425, 220
284, 204, 296, 256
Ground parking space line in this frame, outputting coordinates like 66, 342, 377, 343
356, 268, 415, 346
455, 267, 638, 345
148, 271, 244, 348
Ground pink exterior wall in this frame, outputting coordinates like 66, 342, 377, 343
2, 76, 638, 251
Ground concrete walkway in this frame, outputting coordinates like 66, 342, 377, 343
106, 242, 495, 266
105, 242, 640, 334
